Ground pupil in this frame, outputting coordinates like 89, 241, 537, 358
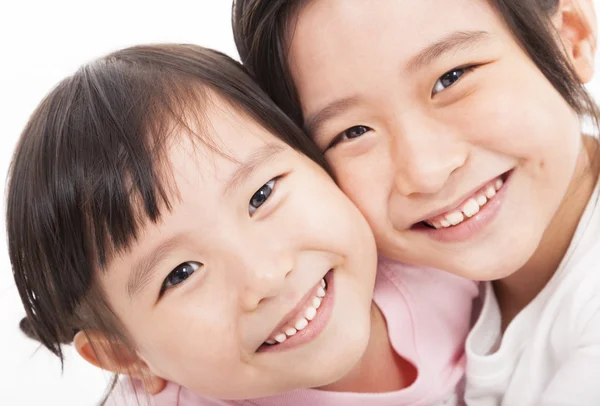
349, 126, 364, 138
251, 185, 271, 207
441, 69, 463, 88
171, 265, 191, 284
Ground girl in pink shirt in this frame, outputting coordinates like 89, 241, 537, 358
8, 44, 475, 405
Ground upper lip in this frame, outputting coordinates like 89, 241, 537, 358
413, 172, 508, 224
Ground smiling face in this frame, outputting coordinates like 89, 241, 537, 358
287, 0, 593, 280
98, 96, 377, 399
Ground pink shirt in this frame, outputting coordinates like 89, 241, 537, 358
108, 259, 477, 406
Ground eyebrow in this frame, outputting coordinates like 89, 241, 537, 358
127, 235, 184, 299
406, 30, 490, 73
304, 96, 360, 139
303, 30, 490, 136
224, 142, 285, 194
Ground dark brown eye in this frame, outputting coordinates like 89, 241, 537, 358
433, 67, 471, 95
341, 125, 371, 140
249, 179, 275, 215
161, 261, 201, 293
327, 125, 373, 150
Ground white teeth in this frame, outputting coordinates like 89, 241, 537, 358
266, 279, 328, 346
295, 318, 308, 330
462, 198, 480, 218
446, 210, 464, 225
305, 306, 317, 321
423, 176, 504, 229
495, 178, 504, 191
312, 297, 322, 309
476, 195, 487, 206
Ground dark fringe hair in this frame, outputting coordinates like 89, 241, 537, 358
7, 43, 328, 402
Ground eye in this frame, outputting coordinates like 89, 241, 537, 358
160, 261, 202, 294
432, 66, 475, 96
327, 125, 372, 150
249, 178, 276, 216
341, 125, 371, 140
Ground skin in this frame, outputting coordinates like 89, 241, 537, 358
288, 0, 598, 325
75, 95, 418, 398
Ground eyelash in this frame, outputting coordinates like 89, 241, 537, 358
326, 125, 372, 150
159, 261, 202, 297
432, 65, 477, 96
249, 178, 278, 216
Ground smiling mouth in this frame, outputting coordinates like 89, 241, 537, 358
415, 171, 511, 230
259, 273, 330, 350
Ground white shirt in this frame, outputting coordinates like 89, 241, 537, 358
464, 178, 600, 406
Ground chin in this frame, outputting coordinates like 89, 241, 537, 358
444, 248, 534, 281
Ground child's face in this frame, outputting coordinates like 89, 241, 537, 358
287, 0, 590, 280
98, 97, 377, 399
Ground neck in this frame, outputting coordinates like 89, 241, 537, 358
318, 302, 417, 393
494, 136, 600, 330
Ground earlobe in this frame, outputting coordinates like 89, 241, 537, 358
73, 330, 166, 395
143, 375, 167, 395
553, 0, 597, 83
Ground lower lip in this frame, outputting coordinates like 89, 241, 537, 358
413, 171, 512, 243
258, 271, 335, 353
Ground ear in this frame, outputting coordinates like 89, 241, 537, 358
74, 330, 166, 395
552, 0, 597, 83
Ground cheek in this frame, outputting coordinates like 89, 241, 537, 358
297, 172, 377, 266
130, 300, 243, 380
328, 150, 392, 225
453, 76, 579, 164
157, 336, 246, 397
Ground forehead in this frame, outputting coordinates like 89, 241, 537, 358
195, 97, 283, 158
160, 97, 290, 205
160, 96, 288, 185
292, 0, 500, 56
288, 0, 506, 101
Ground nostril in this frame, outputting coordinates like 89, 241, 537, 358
256, 297, 269, 307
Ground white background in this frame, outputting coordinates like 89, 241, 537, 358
1, 1, 600, 405
0, 2, 237, 405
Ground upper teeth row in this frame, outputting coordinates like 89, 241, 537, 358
265, 278, 327, 345
427, 178, 504, 229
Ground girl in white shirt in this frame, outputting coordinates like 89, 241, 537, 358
233, 0, 600, 404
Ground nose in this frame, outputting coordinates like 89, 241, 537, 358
390, 116, 468, 196
233, 249, 292, 311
